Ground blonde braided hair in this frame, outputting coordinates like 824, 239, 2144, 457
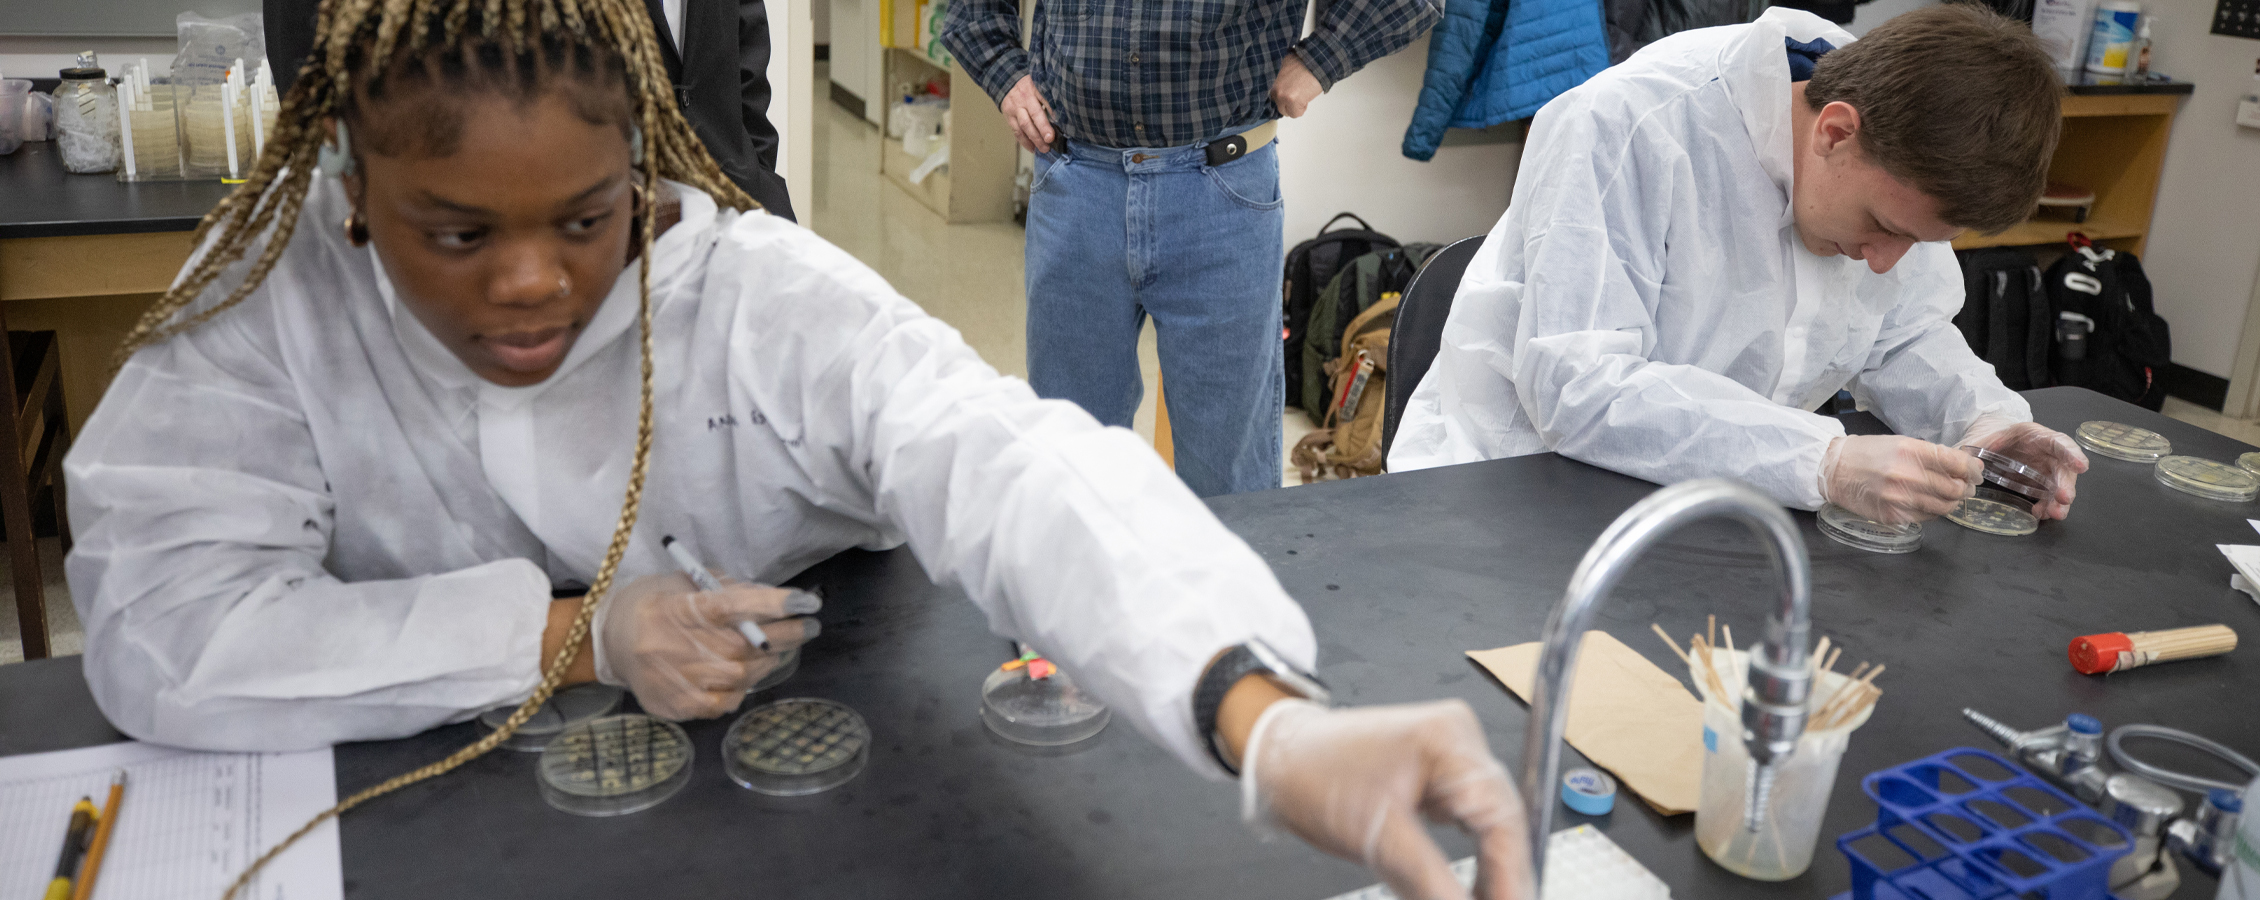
136, 1, 764, 897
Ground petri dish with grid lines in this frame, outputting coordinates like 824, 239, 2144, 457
1816, 504, 1922, 554
2156, 455, 2260, 502
1946, 495, 2039, 537
724, 697, 871, 795
2077, 421, 2172, 463
537, 714, 693, 816
478, 683, 624, 752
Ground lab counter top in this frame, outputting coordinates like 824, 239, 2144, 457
1, 387, 2253, 898
0, 140, 234, 240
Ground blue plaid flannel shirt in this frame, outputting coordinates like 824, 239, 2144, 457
942, 0, 1439, 149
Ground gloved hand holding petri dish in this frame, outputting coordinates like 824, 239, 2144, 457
1818, 435, 1982, 526
1957, 416, 2088, 519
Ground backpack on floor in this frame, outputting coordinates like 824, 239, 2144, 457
1953, 247, 2052, 391
1284, 214, 1399, 411
1293, 291, 1402, 482
1298, 242, 1442, 418
2045, 239, 2170, 410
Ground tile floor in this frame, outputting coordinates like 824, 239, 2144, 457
2, 74, 2253, 661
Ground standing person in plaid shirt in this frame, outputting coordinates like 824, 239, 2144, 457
942, 0, 1439, 497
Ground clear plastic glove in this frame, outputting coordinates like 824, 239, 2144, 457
1819, 435, 1983, 525
1958, 414, 2088, 520
1244, 699, 1535, 900
592, 572, 820, 720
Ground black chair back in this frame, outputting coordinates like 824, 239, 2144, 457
1382, 235, 1485, 462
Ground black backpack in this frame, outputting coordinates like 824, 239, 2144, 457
1953, 247, 2052, 391
1284, 214, 1399, 408
1298, 243, 1442, 417
2045, 242, 2170, 410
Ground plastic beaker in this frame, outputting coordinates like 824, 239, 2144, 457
1689, 647, 1876, 880
0, 80, 27, 155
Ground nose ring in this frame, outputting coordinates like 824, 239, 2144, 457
556, 274, 571, 299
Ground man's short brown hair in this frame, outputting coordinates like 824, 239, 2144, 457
1805, 3, 2062, 233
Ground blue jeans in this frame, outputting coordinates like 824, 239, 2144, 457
1024, 137, 1285, 497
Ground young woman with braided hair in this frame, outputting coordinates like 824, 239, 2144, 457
64, 1, 1535, 897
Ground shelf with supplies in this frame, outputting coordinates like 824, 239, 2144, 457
879, 47, 1016, 224
1950, 89, 2186, 256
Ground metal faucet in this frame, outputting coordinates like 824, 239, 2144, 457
1519, 479, 1814, 881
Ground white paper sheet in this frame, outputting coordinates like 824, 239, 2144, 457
0, 741, 341, 900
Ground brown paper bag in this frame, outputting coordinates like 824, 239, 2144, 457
1468, 630, 1703, 815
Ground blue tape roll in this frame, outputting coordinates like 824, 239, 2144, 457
1561, 767, 1617, 815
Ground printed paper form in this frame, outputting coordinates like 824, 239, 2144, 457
0, 741, 340, 900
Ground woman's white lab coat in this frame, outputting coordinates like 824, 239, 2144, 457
63, 178, 1313, 777
1388, 8, 2027, 508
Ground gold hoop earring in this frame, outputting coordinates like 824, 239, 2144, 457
343, 211, 370, 247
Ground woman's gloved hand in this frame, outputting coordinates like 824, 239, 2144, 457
1819, 435, 1983, 525
1959, 414, 2088, 520
1244, 699, 1535, 900
592, 572, 820, 720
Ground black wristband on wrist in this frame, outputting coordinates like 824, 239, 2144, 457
1193, 644, 1265, 776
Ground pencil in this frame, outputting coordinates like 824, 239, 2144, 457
71, 771, 124, 900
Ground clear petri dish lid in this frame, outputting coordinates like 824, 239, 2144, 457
2239, 452, 2260, 477
1964, 447, 2054, 505
750, 648, 800, 694
1817, 504, 1922, 554
2077, 421, 2172, 463
723, 697, 870, 796
479, 683, 624, 752
2156, 455, 2260, 502
1946, 495, 2039, 536
537, 713, 693, 817
980, 657, 1111, 746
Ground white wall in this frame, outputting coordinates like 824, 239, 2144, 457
1845, 0, 1931, 36
2138, 26, 2260, 379
828, 0, 887, 125
1277, 32, 1520, 247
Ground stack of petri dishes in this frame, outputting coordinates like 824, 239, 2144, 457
1946, 448, 2052, 536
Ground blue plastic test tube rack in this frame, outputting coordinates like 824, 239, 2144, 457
1829, 748, 2134, 900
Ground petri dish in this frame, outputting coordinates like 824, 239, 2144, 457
478, 683, 624, 752
723, 697, 870, 796
537, 714, 693, 816
2240, 452, 2260, 477
980, 661, 1111, 746
1817, 504, 1922, 554
1946, 495, 2039, 536
1964, 447, 2054, 506
2077, 421, 2172, 463
750, 648, 799, 694
2156, 455, 2260, 502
